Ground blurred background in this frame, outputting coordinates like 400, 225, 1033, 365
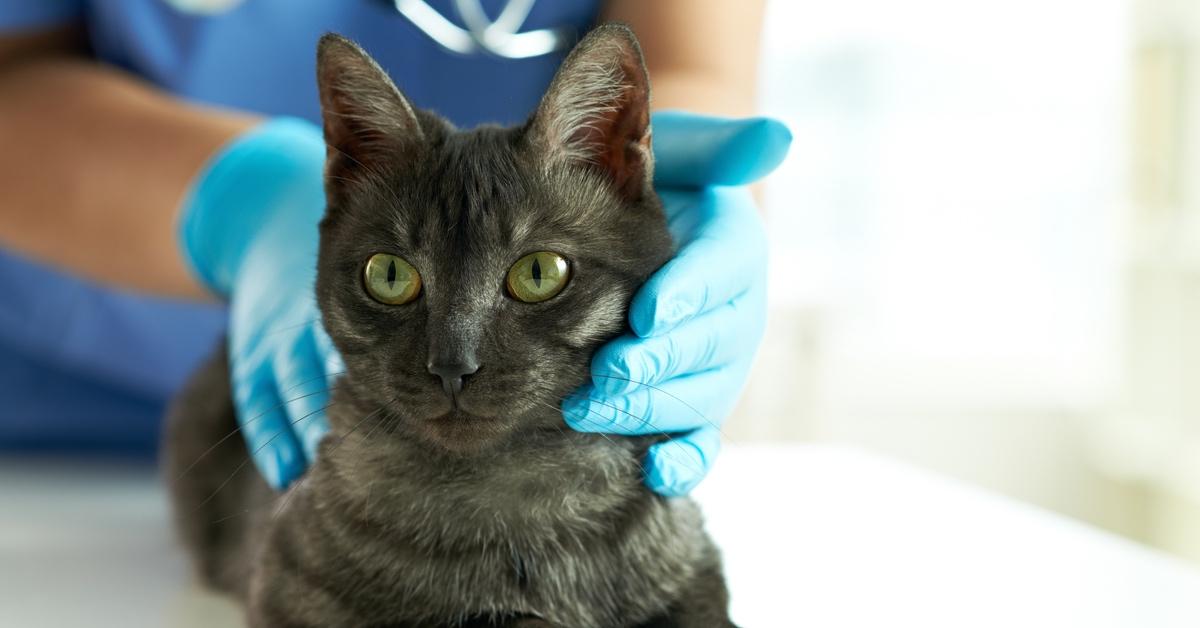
6, 2, 1200, 626
736, 0, 1200, 564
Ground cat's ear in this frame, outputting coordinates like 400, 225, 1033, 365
528, 24, 652, 201
316, 34, 422, 191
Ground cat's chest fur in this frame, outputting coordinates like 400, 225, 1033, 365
259, 408, 708, 627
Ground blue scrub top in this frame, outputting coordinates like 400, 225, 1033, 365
0, 0, 601, 454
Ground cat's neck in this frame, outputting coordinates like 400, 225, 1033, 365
304, 409, 656, 549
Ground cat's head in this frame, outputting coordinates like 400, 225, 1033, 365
313, 26, 673, 453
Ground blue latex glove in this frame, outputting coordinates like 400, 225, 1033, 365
562, 111, 792, 497
178, 118, 340, 490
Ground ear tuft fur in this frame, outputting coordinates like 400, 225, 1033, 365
529, 25, 653, 201
316, 34, 422, 193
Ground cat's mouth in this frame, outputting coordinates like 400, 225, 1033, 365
419, 409, 512, 453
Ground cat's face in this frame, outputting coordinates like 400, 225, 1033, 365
313, 28, 673, 453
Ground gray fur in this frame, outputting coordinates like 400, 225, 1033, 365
163, 26, 734, 628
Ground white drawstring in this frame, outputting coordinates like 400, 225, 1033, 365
162, 0, 573, 59
393, 0, 572, 58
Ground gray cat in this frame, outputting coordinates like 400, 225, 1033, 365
163, 25, 735, 628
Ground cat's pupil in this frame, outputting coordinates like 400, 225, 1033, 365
531, 258, 542, 288
387, 259, 397, 288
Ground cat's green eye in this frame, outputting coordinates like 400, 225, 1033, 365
363, 253, 422, 305
507, 251, 570, 303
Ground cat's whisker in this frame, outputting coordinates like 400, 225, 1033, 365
561, 406, 711, 481
199, 381, 384, 561
279, 370, 347, 397
580, 395, 657, 433
259, 316, 322, 338
355, 403, 395, 442
575, 390, 727, 480
576, 391, 729, 466
208, 508, 252, 527
533, 399, 710, 483
531, 398, 627, 453
175, 386, 342, 483
243, 386, 339, 428
201, 392, 387, 528
271, 397, 397, 521
385, 409, 406, 436
347, 410, 398, 522
193, 401, 338, 512
588, 372, 733, 441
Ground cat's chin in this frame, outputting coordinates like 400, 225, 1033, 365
419, 410, 513, 454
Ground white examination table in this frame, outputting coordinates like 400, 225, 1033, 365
2, 445, 1198, 627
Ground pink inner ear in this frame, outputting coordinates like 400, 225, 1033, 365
324, 90, 386, 165
570, 57, 652, 201
316, 38, 422, 189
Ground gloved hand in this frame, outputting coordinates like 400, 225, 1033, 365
562, 111, 792, 497
178, 118, 340, 490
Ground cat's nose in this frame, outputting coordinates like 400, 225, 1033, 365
427, 359, 480, 397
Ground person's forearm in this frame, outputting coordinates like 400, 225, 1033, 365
0, 42, 256, 299
602, 0, 765, 116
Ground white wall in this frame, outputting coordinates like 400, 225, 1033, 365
728, 0, 1200, 560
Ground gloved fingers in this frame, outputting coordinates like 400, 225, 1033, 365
272, 327, 334, 464
644, 425, 722, 497
629, 188, 767, 337
651, 111, 792, 188
590, 299, 758, 397
562, 369, 734, 436
232, 367, 306, 491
